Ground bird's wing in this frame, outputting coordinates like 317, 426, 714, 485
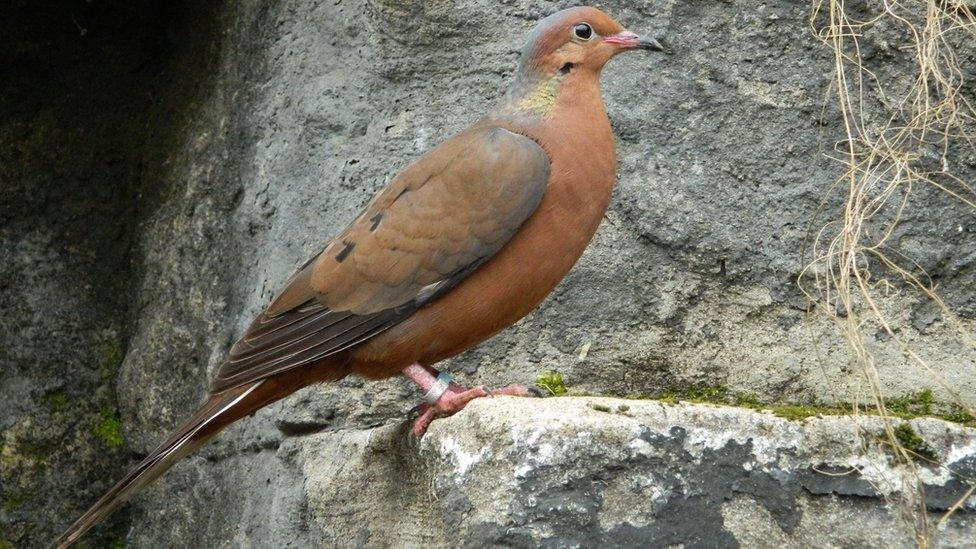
210, 126, 550, 393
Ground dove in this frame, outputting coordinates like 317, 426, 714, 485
55, 6, 662, 546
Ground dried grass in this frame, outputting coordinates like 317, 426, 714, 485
804, 0, 976, 544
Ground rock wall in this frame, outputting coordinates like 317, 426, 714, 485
2, 1, 228, 545
2, 0, 975, 546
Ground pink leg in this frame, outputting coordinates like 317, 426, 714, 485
401, 364, 539, 437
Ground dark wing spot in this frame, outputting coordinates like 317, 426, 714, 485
369, 212, 383, 231
336, 240, 355, 263
559, 62, 574, 75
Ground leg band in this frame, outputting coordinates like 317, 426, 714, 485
422, 371, 453, 404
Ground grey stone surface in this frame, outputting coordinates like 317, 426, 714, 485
138, 398, 976, 547
2, 0, 976, 547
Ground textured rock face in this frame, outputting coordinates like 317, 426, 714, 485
139, 398, 976, 547
2, 0, 976, 546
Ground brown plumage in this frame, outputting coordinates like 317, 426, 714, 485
55, 6, 662, 547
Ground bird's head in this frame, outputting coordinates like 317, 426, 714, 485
506, 7, 663, 116
520, 7, 663, 76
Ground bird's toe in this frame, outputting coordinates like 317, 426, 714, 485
488, 384, 537, 398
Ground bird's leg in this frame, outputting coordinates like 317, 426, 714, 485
402, 364, 488, 437
401, 364, 538, 437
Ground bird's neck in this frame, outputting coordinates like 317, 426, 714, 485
495, 69, 611, 139
501, 71, 566, 119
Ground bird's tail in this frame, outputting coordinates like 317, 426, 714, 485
53, 381, 266, 548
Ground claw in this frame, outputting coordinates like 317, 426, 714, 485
410, 406, 436, 438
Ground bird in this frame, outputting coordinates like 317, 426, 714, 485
55, 6, 663, 547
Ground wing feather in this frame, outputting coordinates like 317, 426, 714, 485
210, 126, 549, 393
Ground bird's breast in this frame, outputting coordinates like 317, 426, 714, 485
350, 113, 618, 376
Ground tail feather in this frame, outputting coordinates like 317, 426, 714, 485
53, 382, 263, 548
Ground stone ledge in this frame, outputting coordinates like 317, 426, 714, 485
289, 397, 976, 547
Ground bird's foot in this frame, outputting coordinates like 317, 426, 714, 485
410, 384, 488, 437
402, 364, 540, 437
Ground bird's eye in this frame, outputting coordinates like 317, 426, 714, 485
572, 23, 593, 41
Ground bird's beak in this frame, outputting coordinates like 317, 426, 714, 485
603, 31, 664, 52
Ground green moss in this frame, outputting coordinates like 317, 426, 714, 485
17, 439, 57, 461
658, 386, 843, 421
940, 409, 976, 427
534, 380, 973, 432
589, 403, 612, 413
2, 492, 27, 512
91, 340, 126, 448
766, 404, 836, 421
2, 491, 26, 511
886, 389, 933, 417
39, 391, 70, 412
893, 423, 936, 461
111, 536, 127, 549
0, 538, 13, 549
93, 406, 124, 448
733, 393, 764, 408
536, 371, 568, 397
647, 384, 976, 429
876, 389, 975, 428
98, 340, 125, 381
